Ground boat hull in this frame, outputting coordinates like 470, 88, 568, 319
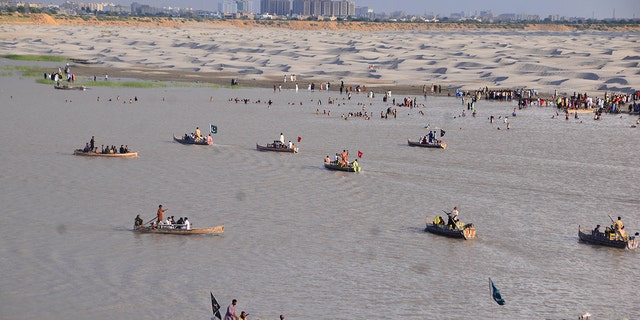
578, 226, 636, 249
174, 135, 211, 145
324, 161, 361, 172
54, 85, 86, 91
134, 225, 224, 236
408, 139, 446, 149
425, 222, 476, 239
256, 143, 298, 153
73, 149, 138, 158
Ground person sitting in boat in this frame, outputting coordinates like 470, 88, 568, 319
134, 214, 144, 228
124, 145, 130, 153
421, 136, 427, 144
176, 217, 184, 229
325, 155, 331, 164
119, 145, 125, 153
288, 141, 293, 149
433, 216, 444, 225
592, 224, 601, 235
82, 143, 91, 153
207, 134, 213, 144
184, 217, 191, 230
184, 133, 190, 141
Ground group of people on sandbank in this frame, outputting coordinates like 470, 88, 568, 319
80, 136, 132, 154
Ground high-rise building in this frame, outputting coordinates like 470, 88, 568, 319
260, 0, 291, 15
291, 0, 355, 17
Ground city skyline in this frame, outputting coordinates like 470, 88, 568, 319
23, 0, 640, 19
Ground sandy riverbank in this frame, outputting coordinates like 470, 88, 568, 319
1, 14, 639, 96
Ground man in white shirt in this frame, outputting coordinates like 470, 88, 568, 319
184, 217, 191, 230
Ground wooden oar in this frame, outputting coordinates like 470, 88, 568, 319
143, 216, 157, 225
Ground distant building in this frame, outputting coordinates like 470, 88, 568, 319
260, 0, 290, 16
355, 6, 374, 19
219, 0, 253, 14
291, 0, 354, 17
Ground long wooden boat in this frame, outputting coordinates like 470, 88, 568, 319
256, 143, 298, 153
425, 221, 476, 240
408, 139, 446, 149
324, 160, 362, 172
578, 226, 638, 249
54, 84, 86, 91
73, 149, 138, 158
174, 135, 212, 145
134, 224, 224, 236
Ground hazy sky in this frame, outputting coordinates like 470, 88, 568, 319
40, 0, 640, 19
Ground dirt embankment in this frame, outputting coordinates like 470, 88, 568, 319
2, 13, 639, 32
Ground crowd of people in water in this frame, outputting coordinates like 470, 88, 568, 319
80, 136, 133, 154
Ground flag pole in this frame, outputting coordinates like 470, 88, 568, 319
489, 278, 494, 320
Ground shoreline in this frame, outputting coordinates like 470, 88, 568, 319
2, 15, 638, 97
2, 13, 639, 32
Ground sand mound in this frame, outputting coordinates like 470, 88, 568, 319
30, 14, 58, 26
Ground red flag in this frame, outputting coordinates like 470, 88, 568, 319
357, 150, 363, 158
297, 136, 302, 142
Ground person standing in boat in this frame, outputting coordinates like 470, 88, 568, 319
184, 217, 191, 230
157, 205, 167, 223
279, 133, 285, 145
447, 206, 459, 229
614, 216, 624, 231
90, 136, 95, 150
195, 127, 201, 141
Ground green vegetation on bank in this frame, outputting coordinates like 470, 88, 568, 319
35, 78, 230, 89
3, 54, 68, 62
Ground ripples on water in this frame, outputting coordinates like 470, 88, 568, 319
0, 76, 638, 320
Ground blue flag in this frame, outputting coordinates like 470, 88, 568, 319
210, 124, 218, 134
490, 278, 505, 305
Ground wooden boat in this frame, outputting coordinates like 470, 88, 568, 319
54, 84, 86, 91
174, 135, 212, 145
73, 149, 138, 158
256, 142, 298, 153
425, 220, 476, 240
134, 224, 224, 236
578, 226, 638, 249
408, 139, 446, 149
324, 160, 362, 172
